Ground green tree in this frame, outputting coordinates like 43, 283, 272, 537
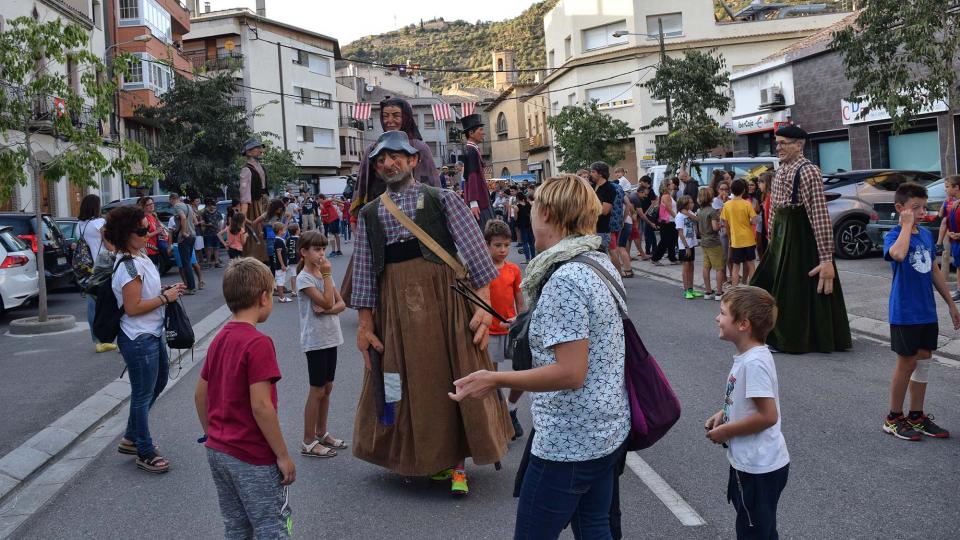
642, 49, 732, 172
135, 73, 250, 197
830, 2, 960, 175
547, 101, 633, 172
258, 142, 303, 194
0, 17, 151, 322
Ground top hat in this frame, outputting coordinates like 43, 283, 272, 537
369, 130, 419, 160
460, 114, 484, 133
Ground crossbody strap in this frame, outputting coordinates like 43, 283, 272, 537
378, 192, 468, 280
569, 254, 628, 319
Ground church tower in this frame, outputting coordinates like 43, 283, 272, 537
492, 50, 518, 91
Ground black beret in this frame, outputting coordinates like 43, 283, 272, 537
775, 124, 809, 139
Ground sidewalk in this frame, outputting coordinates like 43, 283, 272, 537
629, 252, 960, 360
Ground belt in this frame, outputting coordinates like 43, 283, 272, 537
385, 239, 421, 264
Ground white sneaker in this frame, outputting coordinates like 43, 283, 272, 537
714, 293, 723, 302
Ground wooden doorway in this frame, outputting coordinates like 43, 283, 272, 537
67, 180, 84, 217
38, 172, 51, 214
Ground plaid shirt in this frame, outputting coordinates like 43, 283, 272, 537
771, 156, 833, 263
351, 182, 498, 309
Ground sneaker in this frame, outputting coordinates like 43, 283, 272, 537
907, 414, 950, 438
183, 289, 196, 296
714, 293, 723, 302
451, 468, 468, 497
95, 342, 118, 353
703, 291, 715, 300
683, 290, 696, 300
952, 290, 960, 302
690, 290, 705, 298
430, 468, 453, 482
509, 409, 524, 440
882, 415, 923, 441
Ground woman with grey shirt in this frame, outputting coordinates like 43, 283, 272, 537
450, 175, 630, 539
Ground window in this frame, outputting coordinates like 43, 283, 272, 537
646, 13, 682, 39
92, 0, 102, 29
423, 113, 435, 129
567, 93, 576, 106
497, 58, 504, 71
564, 36, 572, 59
339, 136, 346, 155
308, 54, 330, 76
119, 0, 171, 43
67, 57, 79, 93
297, 125, 313, 143
586, 82, 633, 108
124, 55, 143, 84
496, 112, 508, 135
501, 167, 511, 177
816, 140, 852, 174
582, 20, 628, 51
314, 128, 334, 148
887, 130, 940, 172
296, 87, 331, 108
548, 50, 555, 69
119, 0, 138, 19
551, 101, 559, 115
293, 49, 309, 65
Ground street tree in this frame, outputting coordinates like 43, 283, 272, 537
135, 73, 251, 197
0, 17, 151, 322
642, 49, 732, 173
547, 101, 633, 173
830, 1, 960, 175
255, 142, 303, 195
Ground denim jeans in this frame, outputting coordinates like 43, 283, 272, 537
519, 227, 536, 262
117, 331, 169, 457
87, 296, 97, 343
514, 442, 628, 540
642, 222, 657, 254
177, 235, 197, 290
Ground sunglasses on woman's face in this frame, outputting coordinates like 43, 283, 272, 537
135, 227, 149, 237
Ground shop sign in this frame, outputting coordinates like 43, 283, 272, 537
639, 159, 658, 168
730, 110, 790, 134
841, 97, 947, 125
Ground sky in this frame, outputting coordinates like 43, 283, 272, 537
202, 0, 542, 45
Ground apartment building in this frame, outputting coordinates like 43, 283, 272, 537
184, 5, 341, 182
1, 0, 124, 214
107, 0, 193, 196
539, 0, 852, 175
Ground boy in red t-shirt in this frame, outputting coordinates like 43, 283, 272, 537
195, 258, 295, 538
483, 220, 527, 440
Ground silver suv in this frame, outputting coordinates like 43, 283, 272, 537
825, 169, 940, 259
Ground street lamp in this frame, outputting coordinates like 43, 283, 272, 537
613, 20, 672, 132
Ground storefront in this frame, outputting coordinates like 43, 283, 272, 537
841, 98, 946, 174
730, 110, 791, 158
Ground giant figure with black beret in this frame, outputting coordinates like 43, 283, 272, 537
751, 124, 852, 353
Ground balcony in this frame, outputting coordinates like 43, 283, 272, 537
338, 116, 365, 130
24, 94, 100, 137
228, 96, 246, 109
183, 51, 244, 74
525, 133, 550, 153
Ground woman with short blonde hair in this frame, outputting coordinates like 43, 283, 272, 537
450, 173, 630, 537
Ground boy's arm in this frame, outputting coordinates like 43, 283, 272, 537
514, 289, 526, 314
677, 219, 690, 249
707, 397, 778, 443
250, 381, 295, 485
930, 260, 960, 329
886, 217, 915, 262
194, 378, 209, 434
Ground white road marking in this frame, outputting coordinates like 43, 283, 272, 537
855, 335, 960, 369
625, 452, 707, 527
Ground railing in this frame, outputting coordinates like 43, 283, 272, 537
228, 96, 246, 109
182, 50, 244, 72
338, 116, 365, 130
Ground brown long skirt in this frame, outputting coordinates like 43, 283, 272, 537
242, 195, 268, 262
352, 257, 514, 476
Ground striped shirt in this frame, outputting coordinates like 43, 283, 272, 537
351, 182, 498, 309
771, 157, 833, 263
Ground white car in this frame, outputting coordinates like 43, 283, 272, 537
646, 157, 781, 186
0, 225, 39, 314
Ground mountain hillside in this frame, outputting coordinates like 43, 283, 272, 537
340, 0, 558, 90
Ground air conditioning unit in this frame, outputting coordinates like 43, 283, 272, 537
759, 86, 786, 110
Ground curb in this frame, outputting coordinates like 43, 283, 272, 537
630, 261, 960, 363
0, 304, 231, 527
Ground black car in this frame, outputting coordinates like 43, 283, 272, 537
0, 213, 75, 290
102, 195, 175, 222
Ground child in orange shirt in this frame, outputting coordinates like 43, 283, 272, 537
484, 220, 526, 440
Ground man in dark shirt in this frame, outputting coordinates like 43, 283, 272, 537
634, 176, 658, 256
591, 162, 617, 251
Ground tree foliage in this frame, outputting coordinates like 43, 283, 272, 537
136, 73, 250, 197
830, 1, 960, 174
643, 49, 732, 171
258, 143, 303, 193
547, 101, 633, 172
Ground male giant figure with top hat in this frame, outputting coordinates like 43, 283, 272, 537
751, 124, 852, 353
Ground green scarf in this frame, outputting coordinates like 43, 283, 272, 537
520, 234, 601, 304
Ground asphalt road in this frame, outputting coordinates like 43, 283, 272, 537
9, 242, 960, 539
0, 260, 232, 457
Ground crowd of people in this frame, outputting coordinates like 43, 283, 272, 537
89, 103, 960, 540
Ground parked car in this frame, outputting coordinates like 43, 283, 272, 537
102, 195, 175, 222
0, 213, 75, 290
689, 157, 781, 186
0, 226, 39, 314
866, 178, 945, 249
55, 217, 79, 253
824, 170, 940, 259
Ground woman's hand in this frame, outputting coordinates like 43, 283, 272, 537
448, 370, 497, 402
162, 283, 186, 303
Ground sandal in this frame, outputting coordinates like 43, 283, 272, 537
136, 453, 170, 474
300, 439, 337, 458
622, 270, 635, 278
118, 439, 158, 455
318, 432, 348, 450
199, 280, 206, 290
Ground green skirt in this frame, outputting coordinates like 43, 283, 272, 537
751, 206, 852, 353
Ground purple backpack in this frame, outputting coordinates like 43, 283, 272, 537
571, 255, 682, 450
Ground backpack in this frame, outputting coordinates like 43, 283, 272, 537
72, 222, 97, 285
92, 254, 133, 344
164, 299, 194, 349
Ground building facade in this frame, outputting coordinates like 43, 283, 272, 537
184, 7, 341, 183
1, 0, 124, 215
520, 88, 554, 182
539, 0, 852, 175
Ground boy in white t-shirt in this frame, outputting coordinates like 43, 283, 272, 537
705, 285, 789, 539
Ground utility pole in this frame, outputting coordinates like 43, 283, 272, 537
277, 42, 288, 150
658, 17, 673, 133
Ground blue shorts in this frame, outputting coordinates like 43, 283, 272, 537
950, 242, 960, 272
325, 221, 340, 235
172, 244, 197, 267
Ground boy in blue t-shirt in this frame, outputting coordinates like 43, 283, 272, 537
882, 183, 960, 441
